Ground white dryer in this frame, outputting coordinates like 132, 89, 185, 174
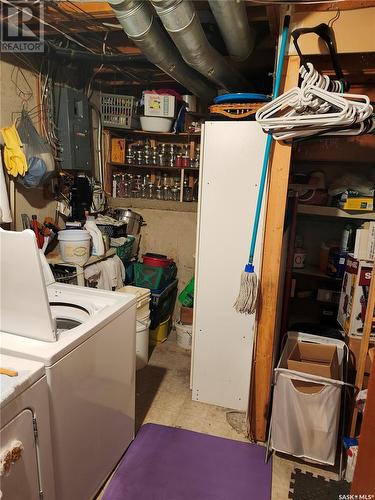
0, 229, 137, 500
0, 354, 56, 500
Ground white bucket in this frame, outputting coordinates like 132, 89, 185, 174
136, 314, 151, 370
58, 230, 91, 266
176, 322, 192, 350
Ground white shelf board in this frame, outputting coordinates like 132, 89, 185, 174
297, 204, 375, 220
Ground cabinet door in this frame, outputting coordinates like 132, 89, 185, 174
192, 122, 267, 411
0, 409, 40, 500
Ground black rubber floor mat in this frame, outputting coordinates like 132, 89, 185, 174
289, 468, 350, 500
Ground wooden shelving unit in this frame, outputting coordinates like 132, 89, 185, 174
108, 128, 201, 138
105, 127, 201, 205
108, 197, 198, 213
111, 162, 199, 172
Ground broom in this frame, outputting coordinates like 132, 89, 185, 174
234, 16, 290, 315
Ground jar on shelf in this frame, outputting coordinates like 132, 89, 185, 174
171, 179, 180, 201
147, 183, 155, 199
163, 185, 172, 201
183, 179, 193, 202
117, 175, 126, 198
175, 153, 182, 168
136, 149, 143, 166
151, 147, 158, 165
125, 147, 134, 165
155, 184, 163, 200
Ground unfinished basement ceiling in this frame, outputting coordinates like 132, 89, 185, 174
1, 1, 280, 94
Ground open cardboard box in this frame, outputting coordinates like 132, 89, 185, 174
288, 342, 339, 381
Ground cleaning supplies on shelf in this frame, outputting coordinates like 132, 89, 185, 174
84, 217, 105, 257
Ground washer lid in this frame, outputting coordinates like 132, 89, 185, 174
0, 354, 45, 407
0, 229, 56, 342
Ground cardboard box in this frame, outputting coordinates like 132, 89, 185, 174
340, 196, 373, 211
111, 138, 126, 164
337, 255, 375, 337
347, 334, 375, 374
287, 341, 339, 380
144, 93, 175, 118
180, 306, 193, 325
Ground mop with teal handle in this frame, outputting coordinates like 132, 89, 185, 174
234, 16, 290, 315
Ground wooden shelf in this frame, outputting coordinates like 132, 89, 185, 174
106, 128, 201, 138
292, 265, 342, 281
108, 197, 198, 213
111, 163, 199, 172
297, 204, 375, 220
46, 248, 116, 267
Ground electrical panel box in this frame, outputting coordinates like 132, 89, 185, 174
55, 86, 91, 171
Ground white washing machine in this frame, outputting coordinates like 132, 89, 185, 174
0, 354, 56, 500
0, 229, 137, 500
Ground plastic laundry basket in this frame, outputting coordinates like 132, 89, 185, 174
269, 332, 347, 466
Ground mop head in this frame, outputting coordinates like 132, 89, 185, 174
234, 265, 258, 315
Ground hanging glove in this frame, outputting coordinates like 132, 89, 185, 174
0, 125, 28, 177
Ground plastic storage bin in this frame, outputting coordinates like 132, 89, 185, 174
100, 93, 136, 129
150, 316, 171, 345
269, 331, 348, 466
134, 262, 177, 290
115, 236, 135, 263
150, 280, 178, 330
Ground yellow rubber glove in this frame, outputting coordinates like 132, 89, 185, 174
0, 125, 28, 177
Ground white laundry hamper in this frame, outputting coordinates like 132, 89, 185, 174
269, 332, 348, 467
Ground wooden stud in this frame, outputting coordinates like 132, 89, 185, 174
248, 55, 300, 443
350, 261, 375, 437
351, 352, 375, 494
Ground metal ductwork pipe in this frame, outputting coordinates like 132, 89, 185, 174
108, 0, 216, 100
151, 0, 249, 91
208, 0, 255, 62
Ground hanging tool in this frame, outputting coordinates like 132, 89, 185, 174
234, 15, 290, 315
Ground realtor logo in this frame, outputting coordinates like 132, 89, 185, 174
1, 1, 44, 53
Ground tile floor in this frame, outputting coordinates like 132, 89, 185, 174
98, 333, 339, 499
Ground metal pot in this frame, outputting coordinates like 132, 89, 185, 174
114, 209, 144, 235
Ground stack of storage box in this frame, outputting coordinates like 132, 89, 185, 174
133, 254, 178, 345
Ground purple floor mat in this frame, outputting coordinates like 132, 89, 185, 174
103, 423, 272, 500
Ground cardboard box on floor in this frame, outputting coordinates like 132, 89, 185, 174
337, 255, 375, 337
287, 342, 339, 380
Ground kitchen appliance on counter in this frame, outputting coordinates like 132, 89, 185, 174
0, 228, 137, 500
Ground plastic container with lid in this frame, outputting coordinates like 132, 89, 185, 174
58, 230, 91, 266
